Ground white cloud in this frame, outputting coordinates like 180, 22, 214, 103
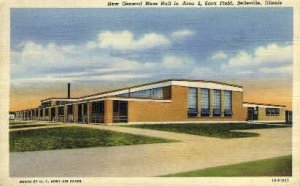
13, 39, 292, 88
96, 30, 170, 51
222, 43, 292, 69
211, 51, 228, 60
11, 41, 157, 84
171, 29, 195, 40
162, 55, 194, 68
86, 41, 97, 49
87, 29, 195, 51
259, 65, 293, 74
221, 43, 292, 77
190, 67, 214, 77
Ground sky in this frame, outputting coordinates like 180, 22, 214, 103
10, 8, 293, 110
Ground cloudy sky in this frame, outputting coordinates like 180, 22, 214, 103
10, 8, 293, 110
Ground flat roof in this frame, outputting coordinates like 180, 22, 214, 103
243, 102, 286, 108
41, 98, 79, 102
40, 79, 242, 102
78, 79, 243, 99
15, 79, 242, 111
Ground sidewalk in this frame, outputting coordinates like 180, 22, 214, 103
10, 124, 292, 177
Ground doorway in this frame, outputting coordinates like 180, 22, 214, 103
51, 107, 55, 121
113, 100, 128, 123
247, 107, 258, 121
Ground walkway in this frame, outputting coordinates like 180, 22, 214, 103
10, 124, 292, 177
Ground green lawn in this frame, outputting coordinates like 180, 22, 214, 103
9, 124, 48, 129
9, 121, 33, 125
10, 126, 175, 152
162, 155, 292, 177
125, 123, 290, 138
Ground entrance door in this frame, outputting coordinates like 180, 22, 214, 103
113, 101, 128, 123
78, 104, 83, 122
51, 107, 55, 121
247, 107, 254, 120
253, 107, 259, 120
247, 107, 258, 121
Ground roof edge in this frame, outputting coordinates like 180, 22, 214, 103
243, 102, 286, 107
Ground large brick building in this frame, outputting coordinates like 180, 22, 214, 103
12, 79, 286, 124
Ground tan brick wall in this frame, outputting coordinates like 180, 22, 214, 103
73, 104, 78, 122
104, 100, 113, 124
64, 105, 68, 122
127, 85, 246, 123
232, 91, 248, 121
87, 102, 92, 123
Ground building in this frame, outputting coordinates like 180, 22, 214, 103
243, 102, 286, 123
12, 79, 287, 124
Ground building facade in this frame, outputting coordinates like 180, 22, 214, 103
243, 102, 286, 123
12, 79, 286, 124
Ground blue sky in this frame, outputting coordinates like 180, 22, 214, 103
10, 8, 293, 96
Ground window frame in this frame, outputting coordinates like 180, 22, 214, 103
201, 88, 210, 117
187, 87, 198, 117
213, 89, 221, 117
224, 90, 232, 117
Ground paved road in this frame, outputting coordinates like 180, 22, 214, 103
10, 124, 292, 177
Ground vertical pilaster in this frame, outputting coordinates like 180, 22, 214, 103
73, 104, 78, 123
221, 90, 225, 117
197, 88, 202, 117
87, 102, 92, 124
209, 89, 214, 117
48, 108, 51, 121
64, 105, 68, 122
104, 100, 113, 124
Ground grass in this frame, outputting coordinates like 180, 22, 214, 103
10, 126, 175, 152
162, 155, 292, 177
125, 123, 290, 139
9, 121, 33, 125
9, 124, 48, 129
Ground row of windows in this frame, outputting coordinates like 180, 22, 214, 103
56, 101, 70, 106
118, 87, 164, 99
188, 88, 232, 117
266, 108, 280, 116
41, 101, 51, 108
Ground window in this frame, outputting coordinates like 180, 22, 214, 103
188, 88, 198, 117
113, 101, 128, 123
266, 108, 280, 116
224, 91, 232, 117
119, 87, 164, 99
67, 105, 73, 115
45, 109, 49, 116
42, 101, 51, 108
92, 101, 104, 115
83, 104, 88, 115
213, 90, 221, 117
58, 107, 64, 116
201, 89, 210, 116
